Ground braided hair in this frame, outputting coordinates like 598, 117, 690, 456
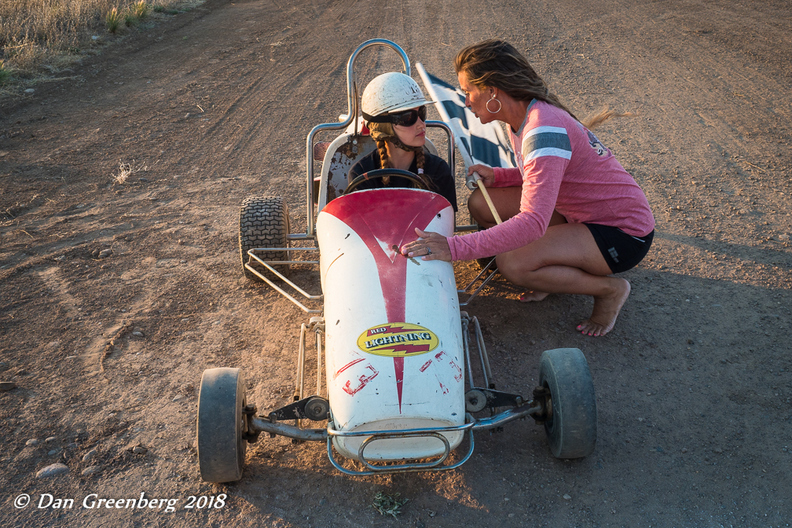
367, 121, 432, 188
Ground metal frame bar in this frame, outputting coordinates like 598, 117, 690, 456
458, 259, 499, 307
293, 318, 325, 429
303, 39, 410, 239
461, 311, 495, 392
461, 313, 475, 389
244, 248, 322, 313
295, 323, 307, 403
471, 316, 494, 388
358, 432, 452, 470
312, 318, 325, 397
425, 120, 455, 183
325, 421, 475, 476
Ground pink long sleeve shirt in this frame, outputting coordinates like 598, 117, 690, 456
448, 100, 655, 261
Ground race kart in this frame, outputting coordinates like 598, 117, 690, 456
196, 39, 597, 481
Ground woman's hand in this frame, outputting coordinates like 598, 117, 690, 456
401, 228, 452, 261
467, 164, 495, 186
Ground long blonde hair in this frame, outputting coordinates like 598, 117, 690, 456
455, 39, 632, 129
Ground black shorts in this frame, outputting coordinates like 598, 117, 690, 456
585, 224, 654, 274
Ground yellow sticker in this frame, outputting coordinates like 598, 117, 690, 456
357, 323, 439, 357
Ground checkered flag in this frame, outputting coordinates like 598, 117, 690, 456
417, 63, 516, 184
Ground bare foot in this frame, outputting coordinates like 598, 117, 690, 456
519, 290, 549, 302
577, 279, 631, 336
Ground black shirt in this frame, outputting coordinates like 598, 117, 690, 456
347, 150, 457, 211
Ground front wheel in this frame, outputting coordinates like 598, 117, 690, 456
538, 348, 597, 459
197, 368, 248, 483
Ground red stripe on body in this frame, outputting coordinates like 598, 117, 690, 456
323, 189, 449, 411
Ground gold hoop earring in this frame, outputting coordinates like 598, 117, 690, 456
486, 94, 502, 114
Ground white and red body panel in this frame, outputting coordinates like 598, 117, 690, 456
317, 188, 465, 461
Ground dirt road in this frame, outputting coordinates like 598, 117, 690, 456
2, 0, 791, 526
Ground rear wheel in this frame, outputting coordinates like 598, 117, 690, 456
239, 196, 290, 280
538, 348, 597, 458
197, 368, 248, 483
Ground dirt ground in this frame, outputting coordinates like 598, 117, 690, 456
2, 0, 791, 526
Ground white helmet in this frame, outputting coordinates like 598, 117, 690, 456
361, 72, 431, 118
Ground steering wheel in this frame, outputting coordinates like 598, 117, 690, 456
344, 168, 430, 195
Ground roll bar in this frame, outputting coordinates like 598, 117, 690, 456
297, 39, 454, 240
301, 39, 410, 239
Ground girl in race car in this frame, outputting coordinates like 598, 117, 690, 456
402, 39, 655, 337
347, 72, 457, 212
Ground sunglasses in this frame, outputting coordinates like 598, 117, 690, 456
364, 105, 427, 127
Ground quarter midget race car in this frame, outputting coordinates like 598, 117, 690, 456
196, 39, 597, 481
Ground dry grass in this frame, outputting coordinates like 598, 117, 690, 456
113, 160, 148, 184
0, 0, 198, 85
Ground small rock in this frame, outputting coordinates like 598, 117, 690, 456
98, 249, 113, 259
0, 361, 9, 372
48, 448, 61, 456
132, 330, 144, 338
16, 368, 28, 376
45, 436, 57, 443
780, 234, 790, 241
82, 448, 98, 462
563, 494, 572, 500
0, 381, 16, 391
25, 88, 35, 94
36, 463, 69, 478
26, 439, 40, 447
132, 446, 147, 455
81, 465, 101, 476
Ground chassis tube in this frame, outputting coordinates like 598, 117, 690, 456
249, 402, 542, 442
471, 403, 543, 431
249, 417, 327, 442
